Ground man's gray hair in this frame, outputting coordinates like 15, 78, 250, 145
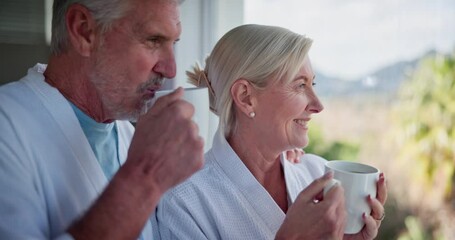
50, 0, 131, 55
50, 0, 184, 55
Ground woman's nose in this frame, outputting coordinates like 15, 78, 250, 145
308, 94, 324, 113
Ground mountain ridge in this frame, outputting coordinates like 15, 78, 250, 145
314, 50, 439, 98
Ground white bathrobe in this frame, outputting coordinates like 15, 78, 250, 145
0, 64, 153, 239
154, 130, 327, 240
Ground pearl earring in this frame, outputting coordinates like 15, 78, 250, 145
249, 112, 256, 118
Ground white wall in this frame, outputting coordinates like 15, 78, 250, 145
175, 0, 244, 86
176, 0, 244, 151
214, 0, 244, 40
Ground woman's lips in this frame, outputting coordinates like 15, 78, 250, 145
294, 118, 310, 129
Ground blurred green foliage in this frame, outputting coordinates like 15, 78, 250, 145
393, 51, 455, 238
305, 123, 360, 161
398, 216, 432, 240
396, 51, 455, 201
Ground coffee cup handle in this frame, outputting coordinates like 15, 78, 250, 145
323, 178, 341, 196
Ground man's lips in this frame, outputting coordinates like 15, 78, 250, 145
146, 86, 162, 98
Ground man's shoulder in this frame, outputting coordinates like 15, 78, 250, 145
0, 80, 38, 119
0, 65, 46, 112
0, 80, 28, 98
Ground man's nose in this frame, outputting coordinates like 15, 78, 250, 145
153, 47, 177, 79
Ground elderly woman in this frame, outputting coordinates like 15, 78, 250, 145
153, 24, 387, 239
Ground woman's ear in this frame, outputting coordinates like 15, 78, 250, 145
66, 4, 97, 56
231, 79, 256, 117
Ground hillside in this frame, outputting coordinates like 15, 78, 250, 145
315, 50, 438, 99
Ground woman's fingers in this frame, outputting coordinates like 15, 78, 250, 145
367, 194, 385, 222
285, 148, 305, 163
361, 212, 380, 239
295, 171, 334, 203
376, 173, 387, 205
286, 150, 297, 163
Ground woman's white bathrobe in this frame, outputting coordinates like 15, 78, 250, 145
0, 64, 152, 239
154, 130, 327, 240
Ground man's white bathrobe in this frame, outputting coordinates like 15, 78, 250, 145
154, 130, 327, 239
0, 64, 152, 239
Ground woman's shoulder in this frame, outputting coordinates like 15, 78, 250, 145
300, 153, 327, 165
293, 153, 327, 177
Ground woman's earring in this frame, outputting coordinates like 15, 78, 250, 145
249, 112, 256, 118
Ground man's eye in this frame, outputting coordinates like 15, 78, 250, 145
147, 38, 163, 47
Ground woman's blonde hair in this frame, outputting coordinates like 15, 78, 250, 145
187, 24, 312, 137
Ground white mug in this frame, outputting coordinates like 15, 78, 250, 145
324, 161, 380, 234
150, 87, 210, 151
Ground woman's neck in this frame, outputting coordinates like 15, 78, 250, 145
227, 129, 289, 212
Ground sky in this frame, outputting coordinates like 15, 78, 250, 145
244, 0, 455, 79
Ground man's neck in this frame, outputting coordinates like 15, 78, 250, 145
44, 54, 110, 123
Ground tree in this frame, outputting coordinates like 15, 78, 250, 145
393, 51, 455, 238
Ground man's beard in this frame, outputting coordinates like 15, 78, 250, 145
90, 71, 165, 122
89, 40, 166, 122
125, 76, 165, 122
135, 76, 165, 120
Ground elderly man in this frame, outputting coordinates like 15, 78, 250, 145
0, 0, 203, 239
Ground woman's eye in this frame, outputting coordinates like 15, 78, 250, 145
298, 82, 316, 89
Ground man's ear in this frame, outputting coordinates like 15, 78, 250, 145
230, 79, 256, 117
66, 4, 97, 57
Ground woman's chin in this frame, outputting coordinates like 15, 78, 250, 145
290, 139, 308, 149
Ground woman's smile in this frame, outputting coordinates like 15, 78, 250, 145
293, 118, 310, 130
